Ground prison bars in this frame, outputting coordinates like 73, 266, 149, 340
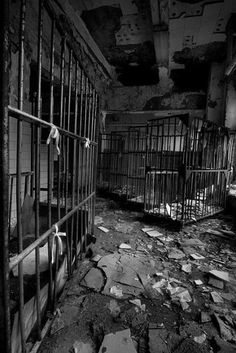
3, 0, 99, 352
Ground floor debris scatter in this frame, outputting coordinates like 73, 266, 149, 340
38, 198, 236, 353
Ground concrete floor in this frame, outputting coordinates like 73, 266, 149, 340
38, 197, 236, 353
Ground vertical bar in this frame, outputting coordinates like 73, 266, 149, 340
57, 37, 66, 221
65, 48, 73, 276
0, 0, 11, 350
47, 16, 55, 307
17, 0, 26, 350
35, 0, 44, 340
71, 59, 79, 266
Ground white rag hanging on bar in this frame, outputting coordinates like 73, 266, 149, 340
47, 124, 60, 155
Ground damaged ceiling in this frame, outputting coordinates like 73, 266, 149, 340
70, 0, 236, 86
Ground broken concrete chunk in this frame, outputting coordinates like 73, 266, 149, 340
211, 291, 224, 303
110, 286, 123, 298
190, 253, 205, 260
182, 238, 204, 247
98, 329, 137, 353
80, 268, 105, 292
146, 230, 164, 238
214, 314, 235, 342
91, 254, 102, 262
119, 243, 132, 250
180, 301, 189, 311
208, 277, 224, 289
129, 299, 146, 311
206, 229, 225, 236
98, 226, 109, 233
173, 288, 192, 303
200, 311, 211, 323
142, 227, 154, 233
209, 270, 229, 282
193, 333, 206, 344
168, 249, 185, 260
221, 292, 235, 301
181, 263, 192, 273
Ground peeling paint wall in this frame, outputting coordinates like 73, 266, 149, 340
206, 62, 225, 126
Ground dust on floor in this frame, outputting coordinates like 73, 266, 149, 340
38, 197, 236, 353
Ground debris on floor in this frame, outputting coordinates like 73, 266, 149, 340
98, 329, 137, 353
38, 197, 236, 353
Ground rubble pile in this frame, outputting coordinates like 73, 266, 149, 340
38, 198, 236, 353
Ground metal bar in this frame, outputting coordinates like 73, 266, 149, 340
72, 61, 79, 265
0, 0, 10, 350
17, 0, 26, 350
8, 106, 97, 145
47, 15, 55, 308
35, 0, 44, 340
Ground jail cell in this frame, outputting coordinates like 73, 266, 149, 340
2, 1, 99, 352
144, 116, 232, 223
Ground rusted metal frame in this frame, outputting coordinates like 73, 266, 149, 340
153, 121, 160, 213
87, 87, 94, 235
65, 48, 73, 277
8, 176, 14, 239
34, 0, 45, 340
0, 0, 10, 350
181, 123, 189, 223
75, 69, 83, 263
72, 60, 79, 267
31, 95, 36, 198
90, 90, 98, 236
126, 129, 132, 199
81, 77, 89, 251
84, 79, 89, 200
16, 0, 26, 350
47, 15, 55, 308
9, 191, 95, 271
58, 37, 66, 220
86, 84, 93, 224
163, 117, 170, 215
9, 106, 98, 144
170, 117, 177, 218
144, 123, 149, 212
52, 238, 60, 312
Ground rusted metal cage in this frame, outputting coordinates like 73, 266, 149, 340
144, 115, 232, 224
98, 131, 129, 197
98, 126, 147, 203
1, 1, 99, 352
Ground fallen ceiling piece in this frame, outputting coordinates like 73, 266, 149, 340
190, 253, 205, 260
209, 270, 229, 282
211, 291, 223, 303
168, 249, 185, 260
98, 329, 137, 353
145, 230, 164, 238
98, 226, 109, 233
80, 268, 105, 292
119, 243, 132, 249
